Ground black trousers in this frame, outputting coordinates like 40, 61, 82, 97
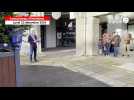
30, 47, 37, 61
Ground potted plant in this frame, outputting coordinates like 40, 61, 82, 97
3, 35, 9, 47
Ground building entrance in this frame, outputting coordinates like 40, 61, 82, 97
40, 13, 76, 52
56, 16, 76, 48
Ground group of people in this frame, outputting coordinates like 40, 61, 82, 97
98, 32, 132, 57
27, 29, 133, 62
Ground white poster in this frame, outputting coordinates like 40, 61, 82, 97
70, 12, 75, 19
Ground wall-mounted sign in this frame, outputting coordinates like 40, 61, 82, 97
123, 17, 129, 24
52, 12, 61, 20
4, 16, 50, 25
57, 32, 62, 39
70, 12, 75, 19
68, 22, 73, 28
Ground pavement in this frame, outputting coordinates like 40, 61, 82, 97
21, 65, 109, 87
20, 48, 134, 87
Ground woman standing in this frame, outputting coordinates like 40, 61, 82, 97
122, 33, 132, 56
98, 39, 103, 55
102, 33, 112, 56
102, 33, 107, 56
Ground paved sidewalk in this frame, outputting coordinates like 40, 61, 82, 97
21, 65, 109, 87
20, 49, 134, 87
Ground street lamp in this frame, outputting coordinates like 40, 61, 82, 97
52, 12, 61, 20
123, 17, 129, 24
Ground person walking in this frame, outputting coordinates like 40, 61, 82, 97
112, 32, 121, 57
28, 30, 39, 62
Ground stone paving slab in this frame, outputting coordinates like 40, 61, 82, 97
117, 63, 134, 71
61, 58, 134, 87
64, 66, 127, 87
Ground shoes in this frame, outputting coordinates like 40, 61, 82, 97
30, 60, 33, 63
34, 59, 38, 62
122, 54, 130, 57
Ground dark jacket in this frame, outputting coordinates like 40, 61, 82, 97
28, 35, 37, 48
98, 41, 103, 49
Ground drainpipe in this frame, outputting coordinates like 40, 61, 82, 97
85, 13, 87, 56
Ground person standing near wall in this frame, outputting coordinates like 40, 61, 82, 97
112, 32, 121, 57
98, 38, 103, 55
28, 30, 39, 62
103, 32, 112, 56
110, 32, 115, 55
108, 32, 113, 56
122, 32, 132, 57
102, 33, 107, 56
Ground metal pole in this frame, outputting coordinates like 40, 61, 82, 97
13, 47, 16, 86
14, 33, 22, 87
15, 47, 21, 87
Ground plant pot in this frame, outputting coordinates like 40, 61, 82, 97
0, 49, 10, 52
0, 43, 10, 52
